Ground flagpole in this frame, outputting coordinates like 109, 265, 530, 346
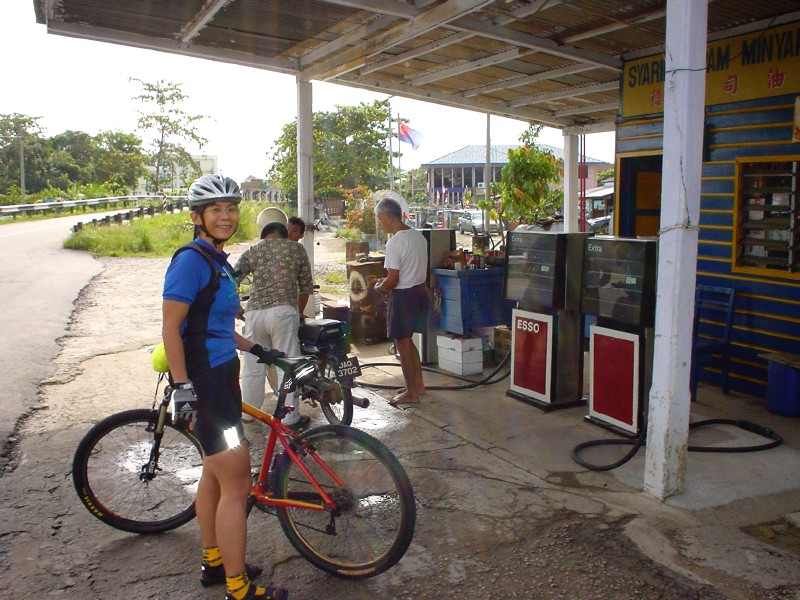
396, 115, 403, 197
387, 103, 395, 191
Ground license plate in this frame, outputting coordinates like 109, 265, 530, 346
336, 356, 361, 379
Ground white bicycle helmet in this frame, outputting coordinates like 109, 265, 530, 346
188, 175, 241, 209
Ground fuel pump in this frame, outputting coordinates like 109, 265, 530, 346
503, 231, 590, 409
581, 237, 658, 435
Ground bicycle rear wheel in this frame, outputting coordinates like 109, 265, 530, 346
72, 408, 202, 534
273, 425, 416, 578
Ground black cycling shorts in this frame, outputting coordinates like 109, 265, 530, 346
190, 357, 246, 456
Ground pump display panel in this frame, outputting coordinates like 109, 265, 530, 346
504, 231, 565, 309
581, 237, 658, 327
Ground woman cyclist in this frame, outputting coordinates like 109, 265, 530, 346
161, 174, 288, 600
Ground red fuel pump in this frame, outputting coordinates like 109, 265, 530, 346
503, 231, 590, 409
581, 237, 658, 435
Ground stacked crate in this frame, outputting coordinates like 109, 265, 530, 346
437, 335, 483, 376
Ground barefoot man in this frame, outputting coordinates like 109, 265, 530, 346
374, 197, 428, 405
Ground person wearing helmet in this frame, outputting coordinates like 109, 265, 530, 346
161, 174, 289, 600
234, 214, 314, 430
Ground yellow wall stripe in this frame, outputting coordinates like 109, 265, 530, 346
708, 122, 792, 133
696, 271, 800, 289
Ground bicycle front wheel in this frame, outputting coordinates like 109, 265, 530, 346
72, 408, 202, 534
273, 425, 416, 578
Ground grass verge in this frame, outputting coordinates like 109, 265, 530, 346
64, 204, 263, 257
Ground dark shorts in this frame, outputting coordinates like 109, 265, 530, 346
190, 357, 246, 456
387, 283, 429, 339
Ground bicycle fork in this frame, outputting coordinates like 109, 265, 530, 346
141, 389, 172, 482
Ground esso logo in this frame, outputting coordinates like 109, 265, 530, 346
516, 319, 540, 334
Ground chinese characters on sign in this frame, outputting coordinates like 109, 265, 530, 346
623, 22, 800, 117
724, 74, 738, 95
767, 68, 785, 90
650, 89, 663, 108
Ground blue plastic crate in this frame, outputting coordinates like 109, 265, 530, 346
433, 268, 514, 335
765, 355, 800, 418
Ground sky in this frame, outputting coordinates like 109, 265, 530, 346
2, 2, 615, 185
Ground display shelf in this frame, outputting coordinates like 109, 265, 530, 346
735, 158, 799, 274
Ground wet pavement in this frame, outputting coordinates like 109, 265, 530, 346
352, 338, 800, 595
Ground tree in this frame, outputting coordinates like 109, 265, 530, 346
131, 78, 207, 192
0, 114, 47, 201
488, 126, 563, 229
398, 167, 428, 205
597, 168, 615, 183
93, 131, 147, 190
0, 114, 149, 202
50, 130, 96, 186
268, 101, 391, 200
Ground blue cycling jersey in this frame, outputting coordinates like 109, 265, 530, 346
163, 238, 240, 371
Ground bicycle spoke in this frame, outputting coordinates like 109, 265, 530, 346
73, 410, 202, 533
274, 426, 415, 578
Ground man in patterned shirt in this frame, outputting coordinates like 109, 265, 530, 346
235, 221, 315, 429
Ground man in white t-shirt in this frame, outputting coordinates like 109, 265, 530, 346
374, 197, 428, 405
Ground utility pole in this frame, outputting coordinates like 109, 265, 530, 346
18, 132, 25, 203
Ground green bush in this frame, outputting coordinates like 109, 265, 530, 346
64, 203, 263, 257
333, 227, 362, 242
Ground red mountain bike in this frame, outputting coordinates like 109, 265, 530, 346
72, 354, 416, 578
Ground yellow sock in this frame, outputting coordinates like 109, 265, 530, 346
226, 572, 266, 599
202, 545, 223, 568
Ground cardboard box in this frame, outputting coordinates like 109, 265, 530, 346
493, 326, 511, 359
436, 334, 482, 353
438, 356, 483, 376
437, 346, 483, 365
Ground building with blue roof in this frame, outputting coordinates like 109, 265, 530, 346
420, 144, 611, 206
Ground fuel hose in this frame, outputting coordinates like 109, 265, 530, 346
571, 418, 783, 472
357, 348, 511, 391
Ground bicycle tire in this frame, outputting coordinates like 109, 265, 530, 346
72, 408, 202, 534
272, 425, 415, 578
303, 360, 353, 426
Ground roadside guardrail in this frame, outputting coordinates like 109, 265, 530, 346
0, 195, 186, 217
64, 196, 189, 233
0, 195, 188, 232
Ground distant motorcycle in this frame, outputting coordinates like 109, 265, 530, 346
312, 210, 339, 229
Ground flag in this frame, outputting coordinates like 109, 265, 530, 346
397, 121, 422, 149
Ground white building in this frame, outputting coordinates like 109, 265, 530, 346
137, 154, 219, 194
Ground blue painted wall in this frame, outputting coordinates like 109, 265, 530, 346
616, 94, 800, 397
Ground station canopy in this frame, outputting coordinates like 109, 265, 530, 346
32, 0, 798, 133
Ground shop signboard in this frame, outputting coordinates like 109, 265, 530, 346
623, 21, 800, 118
